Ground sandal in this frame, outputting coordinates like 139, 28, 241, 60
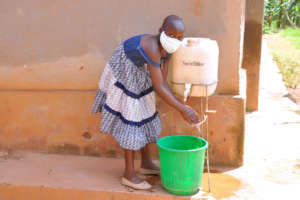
121, 177, 152, 190
138, 168, 160, 175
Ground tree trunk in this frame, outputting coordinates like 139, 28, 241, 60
277, 0, 284, 28
284, 8, 297, 28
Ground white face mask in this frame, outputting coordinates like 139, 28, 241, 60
160, 30, 182, 54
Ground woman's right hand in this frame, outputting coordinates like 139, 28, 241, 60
180, 105, 200, 124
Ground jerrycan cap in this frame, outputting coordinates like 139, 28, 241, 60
186, 39, 200, 47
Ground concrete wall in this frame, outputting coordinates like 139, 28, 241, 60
0, 92, 245, 167
0, 0, 245, 93
0, 0, 245, 167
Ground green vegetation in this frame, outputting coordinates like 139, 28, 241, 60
279, 27, 300, 49
264, 1, 300, 89
263, 21, 280, 34
272, 49, 300, 89
264, 0, 300, 32
265, 33, 300, 88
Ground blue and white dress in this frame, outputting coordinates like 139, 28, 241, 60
92, 35, 167, 150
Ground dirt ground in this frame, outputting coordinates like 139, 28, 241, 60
288, 86, 300, 106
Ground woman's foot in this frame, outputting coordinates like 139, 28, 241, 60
122, 171, 152, 190
121, 177, 152, 190
141, 160, 160, 171
123, 171, 144, 184
140, 144, 160, 175
122, 149, 152, 190
140, 160, 160, 175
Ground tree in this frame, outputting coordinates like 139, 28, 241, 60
264, 0, 300, 29
277, 0, 284, 28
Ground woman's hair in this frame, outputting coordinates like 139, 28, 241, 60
162, 15, 183, 28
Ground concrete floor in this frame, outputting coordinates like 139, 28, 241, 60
0, 40, 299, 200
0, 151, 234, 200
219, 40, 300, 199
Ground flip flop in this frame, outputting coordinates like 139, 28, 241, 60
121, 177, 152, 190
138, 168, 160, 175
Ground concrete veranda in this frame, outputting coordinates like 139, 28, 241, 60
0, 40, 299, 200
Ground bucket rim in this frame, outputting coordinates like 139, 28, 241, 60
157, 135, 208, 153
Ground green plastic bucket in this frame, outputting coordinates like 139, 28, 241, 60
157, 135, 208, 195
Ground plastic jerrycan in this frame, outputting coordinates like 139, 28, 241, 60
171, 38, 219, 97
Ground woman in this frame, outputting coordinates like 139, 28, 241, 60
92, 15, 199, 190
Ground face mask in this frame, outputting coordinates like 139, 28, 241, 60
160, 30, 182, 54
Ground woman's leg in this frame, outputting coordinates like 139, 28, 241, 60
140, 144, 160, 170
124, 149, 143, 183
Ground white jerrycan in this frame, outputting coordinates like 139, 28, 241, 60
171, 37, 219, 100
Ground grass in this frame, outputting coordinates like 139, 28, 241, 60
264, 27, 300, 88
279, 28, 300, 50
263, 21, 279, 34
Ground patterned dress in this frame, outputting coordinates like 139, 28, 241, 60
92, 35, 167, 150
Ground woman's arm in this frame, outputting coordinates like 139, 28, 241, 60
141, 36, 199, 124
148, 64, 199, 124
161, 56, 170, 81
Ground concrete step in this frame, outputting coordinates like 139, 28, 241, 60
0, 152, 214, 200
